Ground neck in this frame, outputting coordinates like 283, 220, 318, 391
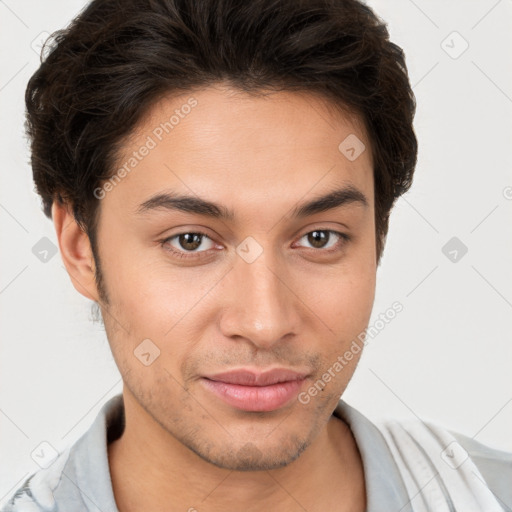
108, 392, 366, 512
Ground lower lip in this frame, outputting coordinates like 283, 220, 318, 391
200, 378, 305, 412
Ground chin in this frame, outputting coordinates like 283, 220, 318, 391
187, 434, 311, 472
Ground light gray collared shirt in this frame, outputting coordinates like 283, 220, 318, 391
2, 393, 511, 511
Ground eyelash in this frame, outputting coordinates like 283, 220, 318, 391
160, 229, 351, 261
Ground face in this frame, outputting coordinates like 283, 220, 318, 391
90, 84, 376, 470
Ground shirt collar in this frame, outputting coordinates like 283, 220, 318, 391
69, 393, 412, 512
333, 399, 413, 512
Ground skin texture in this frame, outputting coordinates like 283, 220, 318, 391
53, 84, 376, 511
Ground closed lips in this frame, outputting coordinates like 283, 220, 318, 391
202, 368, 310, 386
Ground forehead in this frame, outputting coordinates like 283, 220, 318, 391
135, 85, 371, 154
105, 85, 374, 218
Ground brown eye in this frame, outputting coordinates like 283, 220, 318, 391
162, 231, 216, 259
296, 229, 349, 251
177, 233, 203, 251
307, 230, 329, 249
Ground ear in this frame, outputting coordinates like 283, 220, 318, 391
52, 200, 100, 302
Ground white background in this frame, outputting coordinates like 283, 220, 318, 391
1, 0, 511, 505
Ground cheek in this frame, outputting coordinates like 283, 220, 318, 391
307, 251, 376, 343
99, 232, 208, 331
301, 269, 374, 403
326, 274, 375, 334
99, 247, 224, 379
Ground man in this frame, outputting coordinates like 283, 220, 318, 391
3, 0, 511, 511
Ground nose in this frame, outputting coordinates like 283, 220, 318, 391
218, 247, 302, 350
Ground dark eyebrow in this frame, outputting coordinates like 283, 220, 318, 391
135, 185, 368, 220
291, 185, 368, 217
136, 191, 236, 220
